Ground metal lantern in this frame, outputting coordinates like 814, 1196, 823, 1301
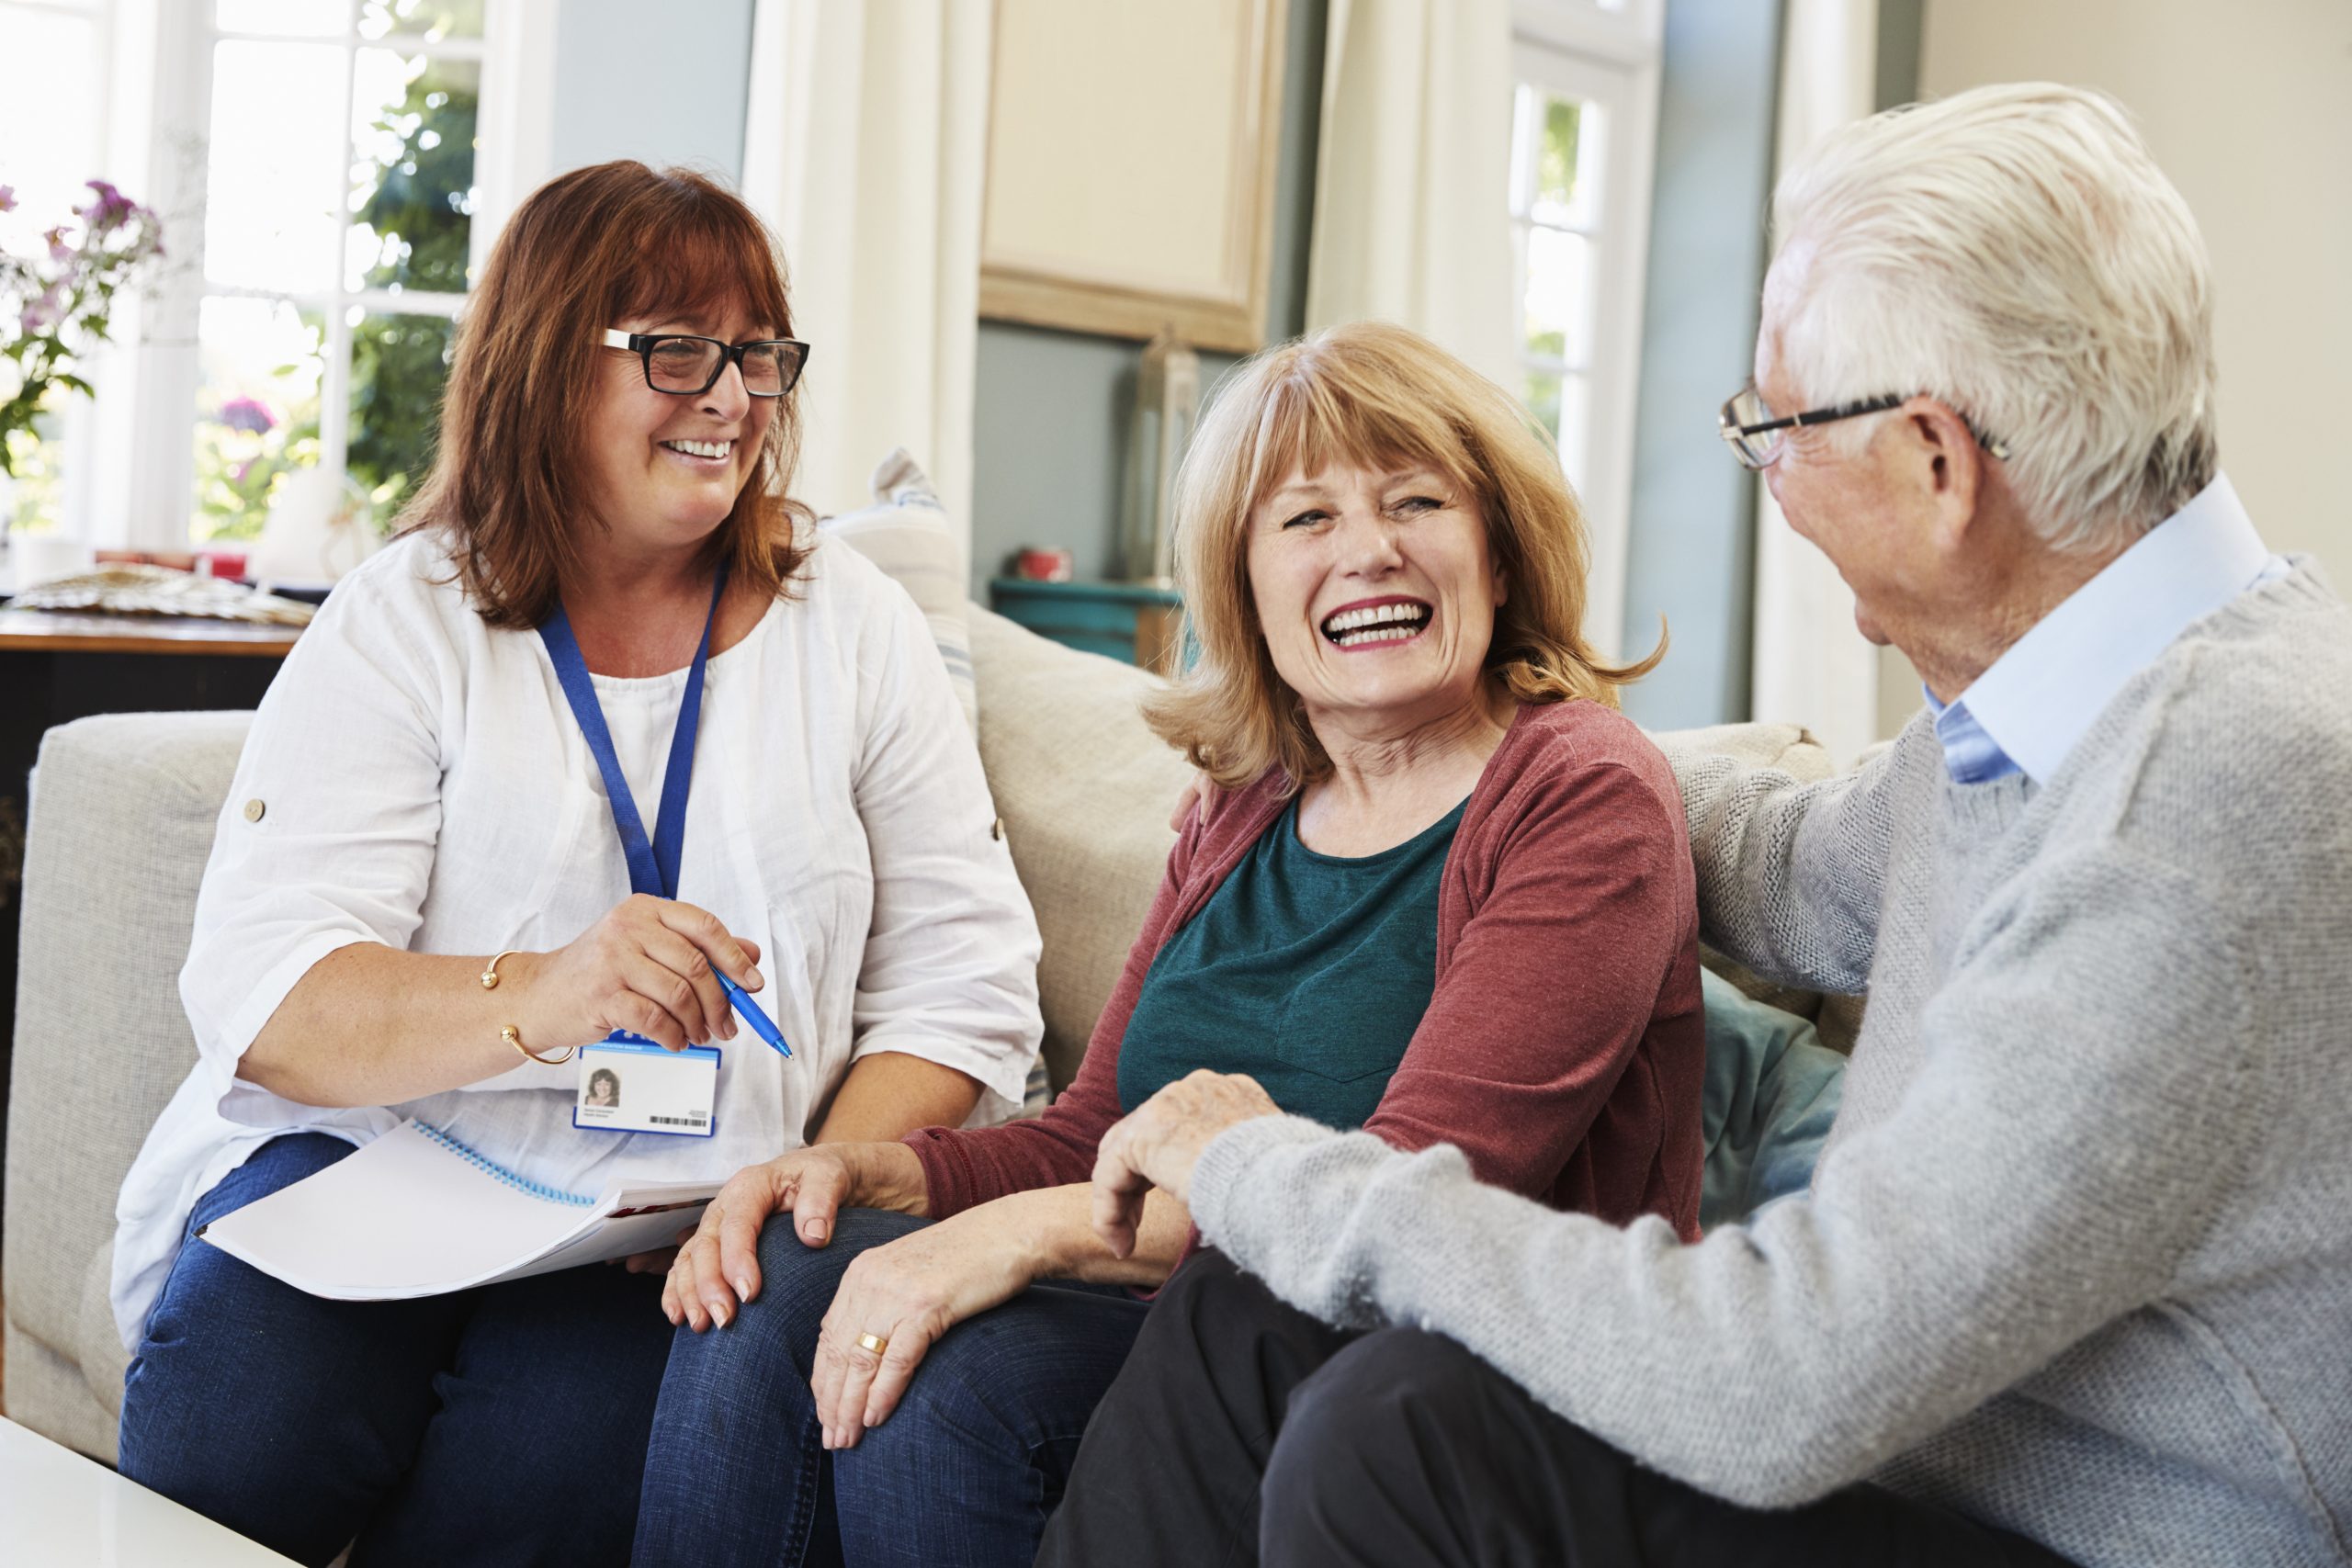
1119, 327, 1201, 585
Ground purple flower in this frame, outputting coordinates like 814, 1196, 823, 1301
45, 227, 74, 263
218, 396, 277, 435
79, 178, 139, 233
20, 282, 66, 335
0, 184, 16, 213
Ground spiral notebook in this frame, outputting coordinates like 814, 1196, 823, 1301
198, 1119, 720, 1301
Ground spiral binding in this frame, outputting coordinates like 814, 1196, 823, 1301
412, 1120, 599, 1208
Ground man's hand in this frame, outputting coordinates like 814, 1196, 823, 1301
1168, 771, 1220, 833
1091, 1070, 1282, 1257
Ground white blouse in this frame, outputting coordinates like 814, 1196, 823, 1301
111, 527, 1043, 1346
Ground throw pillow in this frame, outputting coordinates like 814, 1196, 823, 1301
1697, 966, 1847, 1230
819, 448, 978, 732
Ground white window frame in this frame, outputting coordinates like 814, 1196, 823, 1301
1510, 0, 1662, 663
60, 0, 557, 551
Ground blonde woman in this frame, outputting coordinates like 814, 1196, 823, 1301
637, 321, 1705, 1567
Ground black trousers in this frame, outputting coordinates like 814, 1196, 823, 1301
1036, 1250, 2079, 1568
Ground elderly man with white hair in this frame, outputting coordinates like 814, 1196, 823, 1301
1038, 83, 2352, 1568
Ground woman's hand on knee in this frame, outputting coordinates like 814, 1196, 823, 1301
662, 1139, 930, 1330
664, 1146, 855, 1331
808, 1206, 1037, 1450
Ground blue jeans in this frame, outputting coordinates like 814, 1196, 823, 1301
635, 1207, 1151, 1567
117, 1133, 678, 1567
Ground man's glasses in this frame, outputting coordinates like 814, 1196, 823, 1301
603, 329, 810, 398
1717, 383, 2008, 470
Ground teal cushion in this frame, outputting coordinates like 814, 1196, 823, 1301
1698, 967, 1846, 1229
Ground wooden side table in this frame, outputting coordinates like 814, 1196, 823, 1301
0, 608, 303, 658
988, 578, 1185, 675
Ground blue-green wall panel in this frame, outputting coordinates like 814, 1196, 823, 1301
1616, 0, 1784, 731
972, 328, 1241, 587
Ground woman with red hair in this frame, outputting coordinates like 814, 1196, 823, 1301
108, 163, 1042, 1566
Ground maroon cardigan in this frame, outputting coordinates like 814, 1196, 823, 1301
906, 700, 1707, 1240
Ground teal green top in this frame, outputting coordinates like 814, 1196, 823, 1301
1117, 796, 1466, 1131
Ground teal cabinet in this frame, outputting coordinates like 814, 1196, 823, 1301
989, 578, 1184, 671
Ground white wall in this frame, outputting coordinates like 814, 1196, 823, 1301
1873, 0, 2352, 739
549, 0, 755, 182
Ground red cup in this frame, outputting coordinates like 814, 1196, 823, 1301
1015, 547, 1075, 583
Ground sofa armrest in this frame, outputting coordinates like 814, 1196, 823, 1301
5, 712, 250, 1450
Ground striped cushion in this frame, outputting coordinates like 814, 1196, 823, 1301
818, 448, 978, 732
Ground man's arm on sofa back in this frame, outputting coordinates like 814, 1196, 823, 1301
1659, 721, 1929, 996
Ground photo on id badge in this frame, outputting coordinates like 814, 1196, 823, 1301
575, 1032, 721, 1137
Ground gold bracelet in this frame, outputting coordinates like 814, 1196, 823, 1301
483, 951, 572, 1064
502, 1024, 575, 1066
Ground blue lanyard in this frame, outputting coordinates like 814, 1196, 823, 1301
537, 565, 728, 900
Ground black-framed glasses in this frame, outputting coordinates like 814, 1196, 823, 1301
602, 328, 810, 398
1717, 383, 2009, 469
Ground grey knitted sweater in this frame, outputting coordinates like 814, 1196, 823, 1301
1190, 561, 2352, 1567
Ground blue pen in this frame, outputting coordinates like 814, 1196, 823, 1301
717, 970, 793, 1058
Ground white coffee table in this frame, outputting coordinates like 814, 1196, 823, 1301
0, 1416, 300, 1564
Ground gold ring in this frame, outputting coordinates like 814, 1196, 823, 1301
855, 1331, 889, 1357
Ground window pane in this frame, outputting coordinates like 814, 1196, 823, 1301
0, 6, 105, 256
1533, 96, 1582, 223
1, 429, 65, 536
215, 0, 350, 35
1557, 373, 1590, 491
1523, 367, 1563, 443
1521, 369, 1590, 491
347, 50, 480, 294
205, 40, 348, 291
346, 310, 455, 514
1523, 227, 1594, 369
1515, 90, 1605, 234
359, 0, 484, 39
0, 3, 106, 520
192, 297, 326, 540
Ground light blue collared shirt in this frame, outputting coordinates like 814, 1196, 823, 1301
1924, 473, 2288, 786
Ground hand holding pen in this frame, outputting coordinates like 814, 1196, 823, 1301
505, 894, 780, 1055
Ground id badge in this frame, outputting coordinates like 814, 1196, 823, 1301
574, 1032, 719, 1137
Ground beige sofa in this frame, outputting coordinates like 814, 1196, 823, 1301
3, 604, 1841, 1460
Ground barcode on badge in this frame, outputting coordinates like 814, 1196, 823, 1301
650, 1113, 709, 1127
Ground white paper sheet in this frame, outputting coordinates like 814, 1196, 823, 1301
198, 1121, 718, 1300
